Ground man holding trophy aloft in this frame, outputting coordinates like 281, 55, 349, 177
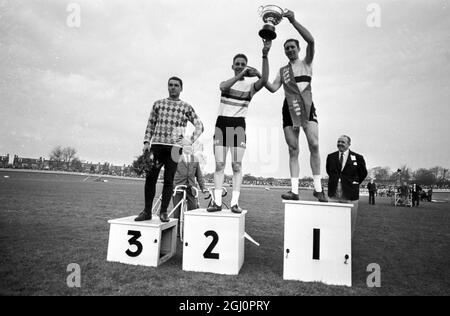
264, 8, 328, 203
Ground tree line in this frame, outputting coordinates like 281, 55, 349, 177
45, 146, 450, 186
370, 165, 449, 186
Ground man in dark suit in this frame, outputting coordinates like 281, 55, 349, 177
326, 135, 368, 236
367, 179, 377, 205
411, 183, 422, 207
172, 145, 206, 235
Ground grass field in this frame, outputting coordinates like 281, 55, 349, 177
0, 170, 449, 296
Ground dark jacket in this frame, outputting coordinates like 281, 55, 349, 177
326, 150, 368, 201
367, 182, 377, 193
173, 154, 205, 191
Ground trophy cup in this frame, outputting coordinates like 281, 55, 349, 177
258, 5, 287, 40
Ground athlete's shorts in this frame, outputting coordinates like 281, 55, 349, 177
282, 98, 318, 129
213, 116, 247, 148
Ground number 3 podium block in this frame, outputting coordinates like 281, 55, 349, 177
107, 216, 177, 267
182, 209, 247, 275
283, 200, 353, 287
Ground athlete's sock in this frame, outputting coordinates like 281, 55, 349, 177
313, 175, 323, 192
291, 178, 299, 195
231, 191, 240, 206
215, 189, 222, 207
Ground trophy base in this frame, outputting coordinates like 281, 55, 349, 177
259, 24, 277, 41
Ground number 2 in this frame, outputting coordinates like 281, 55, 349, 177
126, 230, 143, 257
203, 230, 219, 259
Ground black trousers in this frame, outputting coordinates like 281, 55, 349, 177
412, 194, 420, 207
144, 145, 182, 214
369, 192, 376, 205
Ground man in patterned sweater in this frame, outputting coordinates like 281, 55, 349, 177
135, 77, 204, 222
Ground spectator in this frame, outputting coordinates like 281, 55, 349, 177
411, 183, 422, 207
367, 179, 377, 205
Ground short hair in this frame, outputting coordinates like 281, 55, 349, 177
168, 76, 183, 88
341, 135, 352, 145
233, 54, 248, 64
284, 39, 300, 49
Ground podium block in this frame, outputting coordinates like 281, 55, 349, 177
107, 216, 177, 267
182, 209, 247, 275
283, 200, 353, 287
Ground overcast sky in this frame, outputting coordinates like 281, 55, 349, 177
1, 0, 449, 177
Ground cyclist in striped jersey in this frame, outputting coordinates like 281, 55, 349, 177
207, 39, 272, 213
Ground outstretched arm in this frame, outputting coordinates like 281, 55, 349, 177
284, 10, 315, 65
253, 39, 272, 92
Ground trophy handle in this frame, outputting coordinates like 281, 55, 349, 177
258, 6, 264, 16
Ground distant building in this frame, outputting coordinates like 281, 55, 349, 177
13, 155, 45, 169
0, 154, 10, 168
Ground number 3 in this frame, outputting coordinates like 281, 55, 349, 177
203, 230, 219, 259
126, 230, 143, 257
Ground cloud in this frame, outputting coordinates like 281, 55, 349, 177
0, 0, 449, 175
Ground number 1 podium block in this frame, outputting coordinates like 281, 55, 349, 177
107, 216, 177, 267
283, 200, 353, 287
182, 209, 247, 275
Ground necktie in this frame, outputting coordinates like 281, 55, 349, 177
339, 153, 344, 171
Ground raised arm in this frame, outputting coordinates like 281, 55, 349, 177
284, 10, 315, 65
265, 70, 282, 93
253, 39, 272, 92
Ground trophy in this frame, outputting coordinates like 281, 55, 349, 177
258, 5, 287, 40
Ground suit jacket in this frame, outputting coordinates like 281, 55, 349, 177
326, 150, 368, 201
412, 184, 422, 196
367, 182, 377, 193
173, 154, 205, 192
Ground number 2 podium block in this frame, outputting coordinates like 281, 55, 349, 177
107, 216, 177, 267
182, 209, 247, 275
283, 200, 353, 287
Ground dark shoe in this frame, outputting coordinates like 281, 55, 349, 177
231, 205, 242, 214
207, 202, 222, 213
281, 191, 299, 201
159, 212, 169, 222
313, 190, 328, 202
135, 210, 152, 222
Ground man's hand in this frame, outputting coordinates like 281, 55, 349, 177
283, 9, 296, 23
262, 39, 272, 56
245, 66, 261, 78
179, 138, 192, 147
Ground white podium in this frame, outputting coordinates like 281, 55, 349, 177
283, 200, 353, 287
107, 216, 177, 267
182, 209, 247, 275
